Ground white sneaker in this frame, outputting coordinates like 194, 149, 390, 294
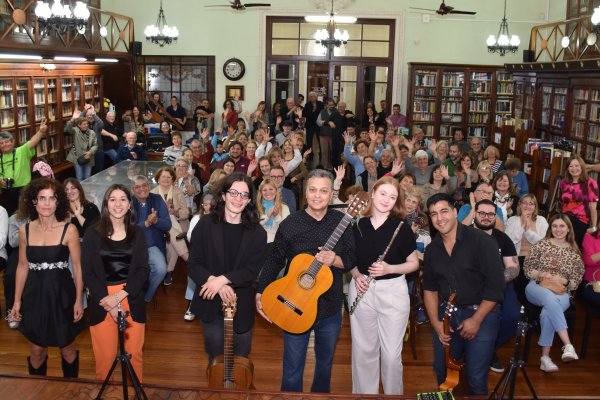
5, 310, 19, 329
184, 305, 195, 321
540, 356, 559, 372
561, 344, 579, 362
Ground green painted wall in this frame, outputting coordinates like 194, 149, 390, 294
103, 0, 566, 120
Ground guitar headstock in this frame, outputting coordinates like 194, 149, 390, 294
444, 292, 457, 319
222, 300, 237, 318
346, 191, 369, 218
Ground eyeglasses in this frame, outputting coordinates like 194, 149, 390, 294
226, 189, 251, 200
270, 174, 284, 179
475, 189, 494, 196
477, 211, 496, 219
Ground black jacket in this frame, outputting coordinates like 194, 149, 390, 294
82, 225, 149, 325
188, 216, 267, 333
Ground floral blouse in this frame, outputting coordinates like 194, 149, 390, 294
560, 178, 599, 224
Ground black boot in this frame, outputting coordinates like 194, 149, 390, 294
27, 356, 47, 376
62, 350, 79, 378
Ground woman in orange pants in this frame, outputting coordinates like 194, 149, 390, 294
82, 184, 149, 381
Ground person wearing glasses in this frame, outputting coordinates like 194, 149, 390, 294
457, 182, 505, 231
269, 165, 296, 214
188, 172, 267, 363
471, 199, 520, 374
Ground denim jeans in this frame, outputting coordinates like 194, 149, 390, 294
525, 280, 570, 347
281, 310, 342, 393
185, 276, 196, 301
74, 163, 92, 181
432, 304, 499, 395
105, 148, 118, 163
144, 246, 167, 302
93, 150, 104, 174
495, 283, 521, 350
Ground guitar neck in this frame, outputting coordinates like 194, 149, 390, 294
224, 316, 234, 383
306, 213, 353, 276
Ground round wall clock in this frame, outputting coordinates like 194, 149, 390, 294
223, 58, 245, 81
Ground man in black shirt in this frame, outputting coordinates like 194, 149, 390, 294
302, 91, 324, 153
423, 193, 504, 395
256, 169, 356, 393
473, 199, 520, 374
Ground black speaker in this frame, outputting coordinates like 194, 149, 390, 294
131, 41, 142, 56
522, 49, 534, 62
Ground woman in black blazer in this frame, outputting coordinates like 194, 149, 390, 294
82, 184, 149, 381
188, 172, 267, 361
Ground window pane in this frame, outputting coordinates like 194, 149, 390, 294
300, 23, 322, 39
364, 82, 387, 106
343, 24, 362, 41
272, 39, 299, 56
363, 24, 390, 41
333, 82, 357, 111
300, 40, 328, 56
333, 41, 361, 57
364, 66, 389, 82
333, 65, 357, 81
270, 64, 295, 80
273, 23, 299, 38
362, 41, 389, 58
271, 81, 295, 102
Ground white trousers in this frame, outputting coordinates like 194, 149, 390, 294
349, 274, 410, 395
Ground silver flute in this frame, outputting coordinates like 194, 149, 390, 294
349, 220, 404, 315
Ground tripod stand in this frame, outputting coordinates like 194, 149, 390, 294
96, 306, 147, 400
489, 306, 538, 400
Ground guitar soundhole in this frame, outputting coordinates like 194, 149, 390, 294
298, 273, 315, 289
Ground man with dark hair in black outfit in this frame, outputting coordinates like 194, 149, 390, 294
423, 192, 505, 395
472, 199, 520, 374
302, 91, 324, 153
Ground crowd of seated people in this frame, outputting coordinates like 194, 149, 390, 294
1, 89, 599, 397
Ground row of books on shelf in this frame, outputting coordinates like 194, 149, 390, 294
468, 114, 489, 124
442, 75, 462, 87
496, 99, 513, 113
415, 74, 436, 87
441, 88, 462, 96
497, 82, 514, 94
469, 81, 491, 93
468, 99, 491, 111
415, 88, 436, 96
413, 101, 436, 113
441, 102, 462, 113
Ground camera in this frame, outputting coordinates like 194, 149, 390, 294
5, 178, 14, 189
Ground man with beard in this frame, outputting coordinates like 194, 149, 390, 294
472, 199, 520, 374
458, 182, 505, 230
423, 193, 504, 395
443, 143, 461, 177
224, 141, 250, 174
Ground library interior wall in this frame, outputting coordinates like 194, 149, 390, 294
103, 0, 563, 119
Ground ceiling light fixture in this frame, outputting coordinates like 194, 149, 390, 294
486, 0, 520, 56
305, 0, 356, 53
0, 54, 42, 60
95, 58, 118, 63
34, 0, 90, 34
144, 0, 179, 47
54, 56, 86, 61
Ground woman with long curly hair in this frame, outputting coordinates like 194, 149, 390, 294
257, 179, 290, 243
10, 178, 84, 377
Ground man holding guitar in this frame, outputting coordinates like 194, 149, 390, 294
256, 169, 356, 393
423, 193, 505, 395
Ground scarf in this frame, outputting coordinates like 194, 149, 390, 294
262, 199, 276, 228
494, 191, 511, 207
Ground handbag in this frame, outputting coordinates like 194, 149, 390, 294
539, 275, 567, 295
77, 155, 90, 165
592, 269, 600, 293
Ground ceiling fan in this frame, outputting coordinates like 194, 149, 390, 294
205, 0, 271, 10
410, 1, 476, 16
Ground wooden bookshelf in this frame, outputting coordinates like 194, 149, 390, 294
407, 63, 513, 145
0, 64, 103, 171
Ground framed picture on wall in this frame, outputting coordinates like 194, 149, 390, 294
226, 85, 244, 100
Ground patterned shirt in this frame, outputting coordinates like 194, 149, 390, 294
524, 238, 584, 292
560, 178, 599, 224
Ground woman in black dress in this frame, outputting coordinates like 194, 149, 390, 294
10, 178, 84, 377
82, 184, 149, 381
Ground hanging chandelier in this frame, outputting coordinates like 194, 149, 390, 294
34, 0, 90, 34
305, 0, 356, 51
144, 0, 179, 47
486, 0, 520, 56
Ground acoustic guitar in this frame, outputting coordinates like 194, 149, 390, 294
207, 301, 254, 389
439, 293, 463, 392
261, 192, 369, 334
